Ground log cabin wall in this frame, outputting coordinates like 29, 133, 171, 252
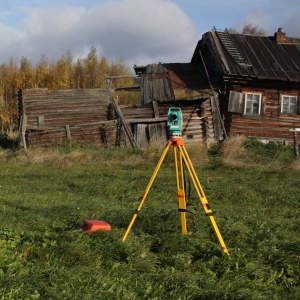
18, 88, 217, 149
120, 97, 217, 148
156, 99, 216, 145
18, 88, 114, 148
227, 86, 300, 144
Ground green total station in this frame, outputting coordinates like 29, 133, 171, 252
167, 107, 182, 137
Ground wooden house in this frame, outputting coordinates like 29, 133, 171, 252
19, 28, 300, 149
191, 28, 300, 144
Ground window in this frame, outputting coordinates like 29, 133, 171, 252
228, 91, 262, 116
281, 95, 298, 114
244, 93, 262, 115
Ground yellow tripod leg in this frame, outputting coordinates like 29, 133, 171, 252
174, 145, 187, 235
122, 140, 172, 242
178, 143, 230, 257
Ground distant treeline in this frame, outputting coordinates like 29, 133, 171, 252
0, 47, 138, 133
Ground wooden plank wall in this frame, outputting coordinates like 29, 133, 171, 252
228, 87, 300, 144
156, 99, 216, 145
21, 89, 110, 127
26, 121, 118, 147
19, 89, 216, 148
19, 88, 114, 147
120, 98, 216, 147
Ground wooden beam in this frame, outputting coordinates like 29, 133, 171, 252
126, 117, 167, 124
110, 98, 138, 148
106, 75, 138, 79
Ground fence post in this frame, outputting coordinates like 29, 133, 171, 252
291, 129, 300, 157
66, 125, 71, 142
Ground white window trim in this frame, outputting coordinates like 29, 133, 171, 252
280, 95, 298, 114
243, 93, 262, 115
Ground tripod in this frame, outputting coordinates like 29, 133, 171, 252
122, 136, 230, 257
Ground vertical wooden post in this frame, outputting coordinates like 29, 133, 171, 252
66, 125, 71, 142
20, 114, 27, 151
293, 130, 299, 157
152, 101, 159, 118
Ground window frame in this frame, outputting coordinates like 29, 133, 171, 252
243, 93, 262, 115
280, 95, 298, 114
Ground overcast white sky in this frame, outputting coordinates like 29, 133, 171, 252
0, 0, 299, 69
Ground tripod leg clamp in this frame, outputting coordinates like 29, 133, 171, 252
205, 212, 215, 216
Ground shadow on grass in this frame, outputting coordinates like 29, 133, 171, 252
0, 133, 19, 149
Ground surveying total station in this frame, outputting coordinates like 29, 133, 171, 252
167, 107, 183, 137
122, 107, 230, 257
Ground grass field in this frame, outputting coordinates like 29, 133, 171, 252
0, 139, 299, 299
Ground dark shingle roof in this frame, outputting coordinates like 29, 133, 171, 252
193, 30, 300, 82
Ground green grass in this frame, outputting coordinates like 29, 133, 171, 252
0, 143, 299, 299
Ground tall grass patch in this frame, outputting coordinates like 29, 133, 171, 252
10, 147, 95, 167
219, 136, 295, 169
142, 139, 209, 167
219, 135, 246, 167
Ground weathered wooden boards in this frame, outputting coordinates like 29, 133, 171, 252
18, 89, 112, 148
18, 88, 217, 148
118, 98, 216, 148
228, 88, 300, 145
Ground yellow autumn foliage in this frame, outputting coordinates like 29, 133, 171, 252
0, 47, 138, 133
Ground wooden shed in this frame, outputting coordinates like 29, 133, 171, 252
124, 62, 224, 147
17, 85, 223, 149
18, 88, 117, 148
191, 28, 300, 144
